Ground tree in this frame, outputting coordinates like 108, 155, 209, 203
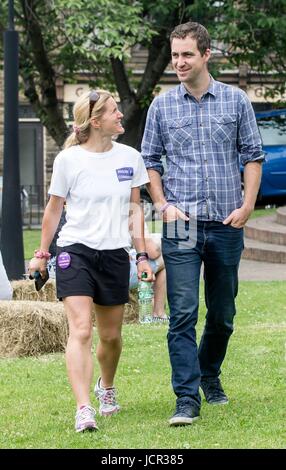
203, 0, 286, 100
0, 0, 154, 147
1, 0, 286, 149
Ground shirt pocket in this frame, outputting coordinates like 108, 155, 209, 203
211, 114, 237, 144
166, 117, 193, 147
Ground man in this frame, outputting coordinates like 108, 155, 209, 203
141, 21, 264, 426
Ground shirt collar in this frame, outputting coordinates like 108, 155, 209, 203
179, 75, 217, 99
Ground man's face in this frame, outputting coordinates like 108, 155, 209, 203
171, 35, 210, 84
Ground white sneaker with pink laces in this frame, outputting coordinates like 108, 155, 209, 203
94, 377, 120, 416
75, 405, 98, 432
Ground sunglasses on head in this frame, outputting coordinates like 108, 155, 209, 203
89, 90, 100, 117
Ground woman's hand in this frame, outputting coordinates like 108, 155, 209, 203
137, 260, 155, 282
28, 257, 47, 278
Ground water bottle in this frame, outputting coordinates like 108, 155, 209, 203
138, 272, 154, 324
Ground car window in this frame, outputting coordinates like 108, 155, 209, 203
258, 115, 286, 146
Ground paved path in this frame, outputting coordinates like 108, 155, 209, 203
238, 259, 286, 281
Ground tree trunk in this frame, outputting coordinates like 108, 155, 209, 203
19, 0, 68, 148
111, 19, 176, 150
117, 103, 148, 150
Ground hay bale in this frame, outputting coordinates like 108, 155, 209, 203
11, 280, 139, 324
12, 279, 57, 302
123, 288, 139, 323
0, 300, 68, 357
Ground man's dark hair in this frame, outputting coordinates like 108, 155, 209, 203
170, 21, 211, 56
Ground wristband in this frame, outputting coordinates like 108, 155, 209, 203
136, 252, 149, 261
160, 202, 171, 213
34, 249, 51, 260
136, 256, 148, 266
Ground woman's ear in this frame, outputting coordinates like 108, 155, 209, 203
90, 117, 101, 129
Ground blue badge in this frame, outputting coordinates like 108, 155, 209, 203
116, 167, 134, 182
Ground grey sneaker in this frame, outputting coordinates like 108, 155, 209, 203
94, 377, 120, 416
75, 405, 98, 433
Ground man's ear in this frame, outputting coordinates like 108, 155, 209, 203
204, 48, 211, 63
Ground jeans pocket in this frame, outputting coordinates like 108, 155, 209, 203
219, 225, 244, 265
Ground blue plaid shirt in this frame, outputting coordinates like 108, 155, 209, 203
141, 77, 264, 221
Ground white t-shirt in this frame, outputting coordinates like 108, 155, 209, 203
48, 142, 149, 250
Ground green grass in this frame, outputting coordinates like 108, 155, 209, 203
147, 219, 163, 233
23, 229, 41, 260
0, 281, 285, 449
249, 206, 277, 219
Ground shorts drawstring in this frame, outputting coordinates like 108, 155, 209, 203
93, 250, 104, 271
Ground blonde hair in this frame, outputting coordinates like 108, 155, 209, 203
64, 89, 113, 148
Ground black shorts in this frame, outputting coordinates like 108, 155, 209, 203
56, 243, 130, 306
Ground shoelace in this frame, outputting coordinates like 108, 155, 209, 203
77, 405, 95, 420
176, 401, 192, 414
102, 388, 116, 405
203, 380, 224, 399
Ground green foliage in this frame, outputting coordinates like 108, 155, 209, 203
1, 1, 286, 90
0, 0, 155, 91
1, 1, 286, 145
199, 0, 286, 86
52, 0, 155, 64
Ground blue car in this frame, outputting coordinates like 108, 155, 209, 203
241, 108, 286, 202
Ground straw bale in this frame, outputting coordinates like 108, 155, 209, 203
11, 279, 57, 302
11, 280, 139, 324
123, 288, 139, 323
0, 300, 68, 357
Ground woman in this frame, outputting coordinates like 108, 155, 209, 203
29, 90, 152, 432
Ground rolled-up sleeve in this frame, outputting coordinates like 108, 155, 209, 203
141, 99, 165, 176
238, 91, 265, 166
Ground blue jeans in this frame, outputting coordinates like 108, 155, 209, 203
162, 219, 244, 408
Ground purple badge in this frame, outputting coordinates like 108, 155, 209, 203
116, 167, 134, 182
57, 252, 71, 269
